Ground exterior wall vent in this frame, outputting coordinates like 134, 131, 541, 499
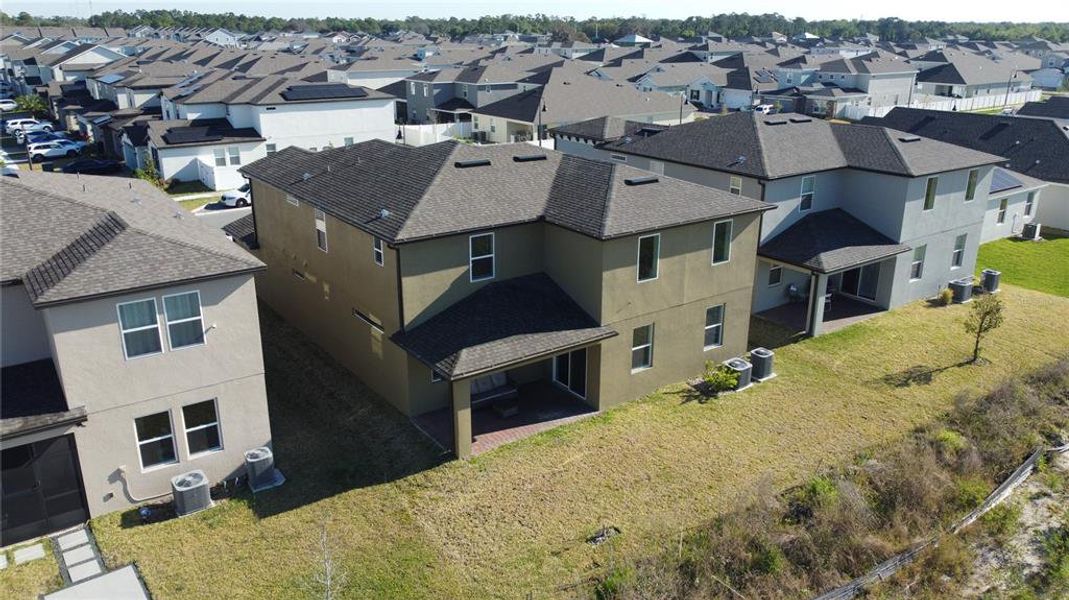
171, 470, 213, 516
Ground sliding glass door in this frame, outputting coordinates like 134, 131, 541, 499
839, 263, 880, 301
552, 348, 587, 399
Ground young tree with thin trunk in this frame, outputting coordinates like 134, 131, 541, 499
964, 293, 1005, 364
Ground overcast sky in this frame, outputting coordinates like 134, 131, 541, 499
5, 0, 1067, 23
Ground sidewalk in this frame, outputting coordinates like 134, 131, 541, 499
42, 527, 150, 600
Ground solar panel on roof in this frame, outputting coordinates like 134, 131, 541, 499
163, 127, 223, 145
281, 84, 369, 101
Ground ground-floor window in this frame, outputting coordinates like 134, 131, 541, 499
135, 411, 177, 470
183, 400, 222, 456
997, 198, 1008, 224
1025, 192, 1035, 216
631, 324, 654, 372
951, 234, 967, 268
910, 245, 927, 280
704, 305, 725, 349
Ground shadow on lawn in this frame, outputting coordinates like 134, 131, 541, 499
879, 360, 972, 388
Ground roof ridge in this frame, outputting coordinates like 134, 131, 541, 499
876, 126, 914, 175
600, 161, 617, 238
747, 112, 771, 178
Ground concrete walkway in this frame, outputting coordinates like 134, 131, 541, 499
43, 527, 150, 599
45, 565, 149, 600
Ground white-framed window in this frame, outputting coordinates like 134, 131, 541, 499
965, 169, 979, 201
631, 324, 654, 372
135, 410, 177, 470
799, 175, 815, 211
910, 244, 926, 280
997, 197, 1008, 224
213, 147, 226, 167
768, 264, 783, 286
637, 233, 660, 282
266, 143, 277, 155
227, 146, 241, 166
422, 83, 429, 96
712, 219, 732, 265
469, 232, 495, 282
182, 399, 222, 457
729, 176, 742, 195
344, 137, 354, 146
373, 237, 384, 266
117, 298, 163, 359
704, 304, 725, 349
163, 291, 205, 350
409, 81, 416, 95
951, 234, 966, 268
1024, 192, 1035, 216
923, 177, 938, 211
315, 208, 328, 252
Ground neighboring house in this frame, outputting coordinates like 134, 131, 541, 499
980, 168, 1046, 242
910, 50, 1035, 100
402, 63, 534, 125
0, 172, 272, 546
37, 43, 127, 83
232, 140, 770, 459
563, 112, 1005, 335
202, 29, 243, 48
470, 66, 694, 144
1015, 96, 1069, 120
147, 118, 265, 190
551, 116, 668, 160
865, 107, 1069, 231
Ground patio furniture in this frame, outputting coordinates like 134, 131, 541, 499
470, 372, 519, 409
786, 283, 807, 303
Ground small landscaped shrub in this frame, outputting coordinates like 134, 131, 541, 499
953, 477, 990, 513
933, 428, 968, 455
702, 361, 739, 394
937, 287, 954, 306
981, 502, 1022, 539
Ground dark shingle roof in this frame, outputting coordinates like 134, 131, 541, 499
550, 116, 668, 143
1015, 97, 1069, 120
239, 140, 771, 245
863, 108, 1069, 184
222, 213, 258, 248
1, 172, 263, 306
0, 359, 88, 438
759, 208, 912, 273
391, 274, 617, 379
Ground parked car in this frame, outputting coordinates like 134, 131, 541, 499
0, 99, 17, 112
60, 158, 123, 175
6, 118, 53, 135
754, 104, 775, 114
220, 183, 252, 208
23, 130, 72, 145
27, 139, 84, 161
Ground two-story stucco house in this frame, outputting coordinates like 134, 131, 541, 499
229, 140, 770, 459
1, 172, 273, 546
556, 112, 1005, 336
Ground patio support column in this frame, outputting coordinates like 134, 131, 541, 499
807, 273, 830, 337
451, 378, 472, 460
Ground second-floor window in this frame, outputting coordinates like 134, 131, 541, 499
118, 298, 162, 359
163, 291, 205, 350
344, 137, 354, 146
1025, 192, 1035, 216
951, 234, 966, 268
924, 177, 939, 211
315, 209, 328, 252
135, 411, 177, 470
373, 237, 385, 266
469, 233, 495, 282
729, 176, 742, 196
266, 143, 277, 156
637, 234, 660, 282
997, 198, 1008, 224
965, 169, 979, 201
910, 245, 926, 280
631, 324, 654, 372
799, 176, 815, 211
704, 304, 725, 349
712, 220, 732, 265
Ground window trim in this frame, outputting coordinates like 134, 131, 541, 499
636, 233, 661, 283
134, 410, 178, 472
469, 232, 495, 282
227, 145, 241, 166
373, 237, 384, 266
630, 324, 654, 373
1024, 191, 1035, 216
729, 175, 742, 196
181, 398, 223, 459
265, 143, 277, 155
951, 234, 966, 269
212, 147, 226, 167
711, 219, 733, 265
703, 304, 725, 350
910, 244, 926, 281
965, 168, 979, 201
314, 208, 328, 252
162, 290, 205, 352
116, 297, 164, 361
768, 264, 783, 287
923, 177, 938, 211
799, 175, 815, 212
996, 197, 1008, 224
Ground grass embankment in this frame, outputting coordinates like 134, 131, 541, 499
93, 286, 1069, 598
977, 233, 1069, 298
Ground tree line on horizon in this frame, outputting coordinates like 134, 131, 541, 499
2, 10, 1067, 44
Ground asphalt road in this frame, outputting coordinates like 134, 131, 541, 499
195, 205, 251, 230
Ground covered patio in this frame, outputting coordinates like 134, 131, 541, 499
392, 274, 616, 459
758, 209, 912, 337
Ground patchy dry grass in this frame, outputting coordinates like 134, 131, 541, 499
977, 235, 1069, 298
93, 286, 1069, 598
0, 539, 62, 599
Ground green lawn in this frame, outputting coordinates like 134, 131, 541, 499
177, 198, 211, 212
977, 234, 1069, 297
0, 539, 63, 599
92, 286, 1069, 599
165, 180, 212, 196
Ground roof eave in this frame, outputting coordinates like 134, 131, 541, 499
28, 265, 265, 309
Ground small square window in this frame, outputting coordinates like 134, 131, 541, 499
344, 137, 354, 146
768, 264, 782, 286
431, 370, 443, 383
266, 143, 277, 155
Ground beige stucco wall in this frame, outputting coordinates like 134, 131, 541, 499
38, 274, 272, 516
1, 283, 51, 367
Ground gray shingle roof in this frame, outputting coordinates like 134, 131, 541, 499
391, 273, 617, 379
550, 116, 667, 143
1, 172, 263, 306
758, 208, 912, 273
239, 140, 771, 245
1016, 97, 1069, 119
0, 359, 87, 438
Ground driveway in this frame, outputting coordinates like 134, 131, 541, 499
195, 204, 251, 230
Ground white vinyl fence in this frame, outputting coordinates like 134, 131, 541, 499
398, 121, 473, 147
842, 89, 1043, 121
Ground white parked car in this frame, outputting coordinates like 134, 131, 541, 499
754, 104, 775, 114
0, 99, 17, 111
220, 183, 252, 208
7, 118, 54, 136
27, 139, 84, 161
